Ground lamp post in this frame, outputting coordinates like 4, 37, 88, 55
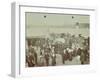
76, 22, 79, 29
43, 15, 50, 39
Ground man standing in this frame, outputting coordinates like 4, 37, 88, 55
44, 52, 49, 66
51, 52, 56, 66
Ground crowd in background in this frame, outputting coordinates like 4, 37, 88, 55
25, 33, 89, 67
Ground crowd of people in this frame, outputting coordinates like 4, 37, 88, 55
25, 33, 90, 67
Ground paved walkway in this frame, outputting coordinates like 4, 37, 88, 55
56, 54, 81, 66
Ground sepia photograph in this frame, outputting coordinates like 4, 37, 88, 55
25, 12, 90, 67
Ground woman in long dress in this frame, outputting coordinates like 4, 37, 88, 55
27, 51, 35, 67
39, 51, 45, 66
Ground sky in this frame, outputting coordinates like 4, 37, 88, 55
25, 12, 90, 37
25, 12, 89, 27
